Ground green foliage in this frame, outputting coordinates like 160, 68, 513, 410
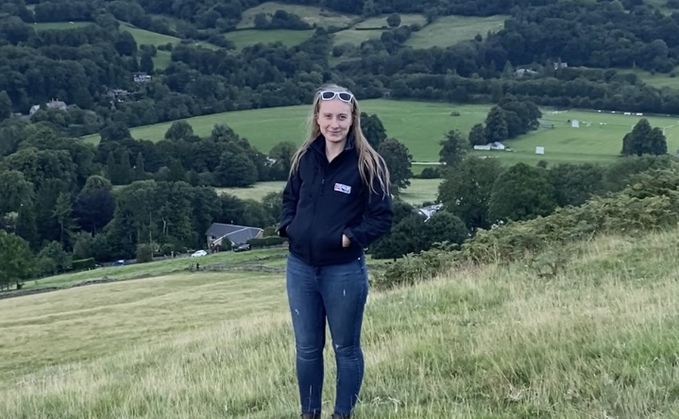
437, 156, 503, 230
36, 241, 71, 278
621, 118, 667, 157
380, 162, 679, 287
377, 137, 413, 190
0, 230, 33, 289
136, 243, 154, 263
371, 242, 459, 290
247, 236, 285, 248
463, 164, 679, 265
438, 129, 468, 166
488, 163, 557, 223
71, 258, 97, 271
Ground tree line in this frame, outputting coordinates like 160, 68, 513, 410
2, 0, 679, 139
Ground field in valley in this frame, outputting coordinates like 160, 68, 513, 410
82, 99, 679, 166
405, 15, 509, 49
3, 228, 679, 418
225, 28, 315, 50
217, 178, 444, 207
237, 1, 360, 29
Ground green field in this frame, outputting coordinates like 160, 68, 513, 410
405, 15, 509, 49
31, 21, 93, 30
331, 13, 429, 46
624, 68, 679, 90
225, 28, 315, 50
3, 227, 679, 417
81, 100, 679, 165
82, 100, 488, 162
472, 109, 679, 165
237, 1, 359, 29
218, 178, 443, 206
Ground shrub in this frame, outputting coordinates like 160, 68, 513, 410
136, 244, 154, 263
247, 236, 286, 248
72, 258, 97, 271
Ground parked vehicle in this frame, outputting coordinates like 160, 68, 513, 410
232, 243, 251, 252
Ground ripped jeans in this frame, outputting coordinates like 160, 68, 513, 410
285, 252, 369, 416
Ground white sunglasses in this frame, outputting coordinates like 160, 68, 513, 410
319, 91, 354, 103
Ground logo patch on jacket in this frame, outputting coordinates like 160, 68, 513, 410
334, 182, 352, 194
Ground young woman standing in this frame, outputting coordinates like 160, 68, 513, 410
277, 83, 393, 419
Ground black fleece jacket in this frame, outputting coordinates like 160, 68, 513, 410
277, 134, 393, 267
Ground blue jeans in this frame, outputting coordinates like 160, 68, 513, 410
286, 252, 369, 416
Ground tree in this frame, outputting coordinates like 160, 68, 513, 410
134, 152, 146, 181
439, 129, 468, 167
369, 214, 427, 259
423, 211, 468, 246
484, 106, 508, 144
36, 241, 72, 277
165, 120, 195, 142
269, 141, 297, 180
360, 112, 387, 149
0, 231, 34, 289
362, 0, 378, 17
547, 163, 606, 207
387, 13, 401, 27
468, 123, 486, 146
214, 150, 258, 187
621, 118, 667, 157
140, 52, 154, 74
377, 138, 413, 191
437, 157, 504, 230
52, 192, 76, 248
0, 90, 12, 121
0, 170, 34, 215
488, 163, 557, 223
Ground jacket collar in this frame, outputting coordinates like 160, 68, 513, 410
310, 132, 356, 156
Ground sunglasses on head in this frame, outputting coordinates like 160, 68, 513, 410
319, 90, 354, 103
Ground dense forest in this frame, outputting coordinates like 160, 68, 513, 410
2, 0, 679, 287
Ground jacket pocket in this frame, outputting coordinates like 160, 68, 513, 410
315, 225, 345, 253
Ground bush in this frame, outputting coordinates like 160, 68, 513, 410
136, 243, 154, 263
372, 243, 460, 290
247, 236, 286, 248
72, 258, 97, 271
419, 167, 441, 179
377, 163, 679, 287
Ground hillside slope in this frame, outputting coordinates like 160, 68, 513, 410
1, 228, 679, 418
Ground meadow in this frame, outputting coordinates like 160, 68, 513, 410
31, 21, 93, 30
331, 14, 428, 46
82, 99, 679, 165
217, 178, 443, 207
3, 229, 679, 418
225, 28, 315, 50
237, 1, 360, 29
405, 15, 509, 49
82, 100, 489, 162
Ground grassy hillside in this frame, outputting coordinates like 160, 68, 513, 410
405, 15, 509, 49
3, 228, 679, 418
82, 99, 488, 162
31, 21, 93, 30
332, 14, 428, 46
224, 28, 315, 50
237, 1, 359, 29
81, 99, 679, 165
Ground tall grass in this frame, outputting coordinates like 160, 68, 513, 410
2, 231, 679, 418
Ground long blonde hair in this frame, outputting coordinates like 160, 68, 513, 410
289, 83, 391, 199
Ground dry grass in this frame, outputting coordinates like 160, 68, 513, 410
2, 231, 679, 418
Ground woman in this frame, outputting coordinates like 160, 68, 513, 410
277, 83, 393, 419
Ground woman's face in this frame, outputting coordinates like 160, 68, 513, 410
316, 98, 353, 144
